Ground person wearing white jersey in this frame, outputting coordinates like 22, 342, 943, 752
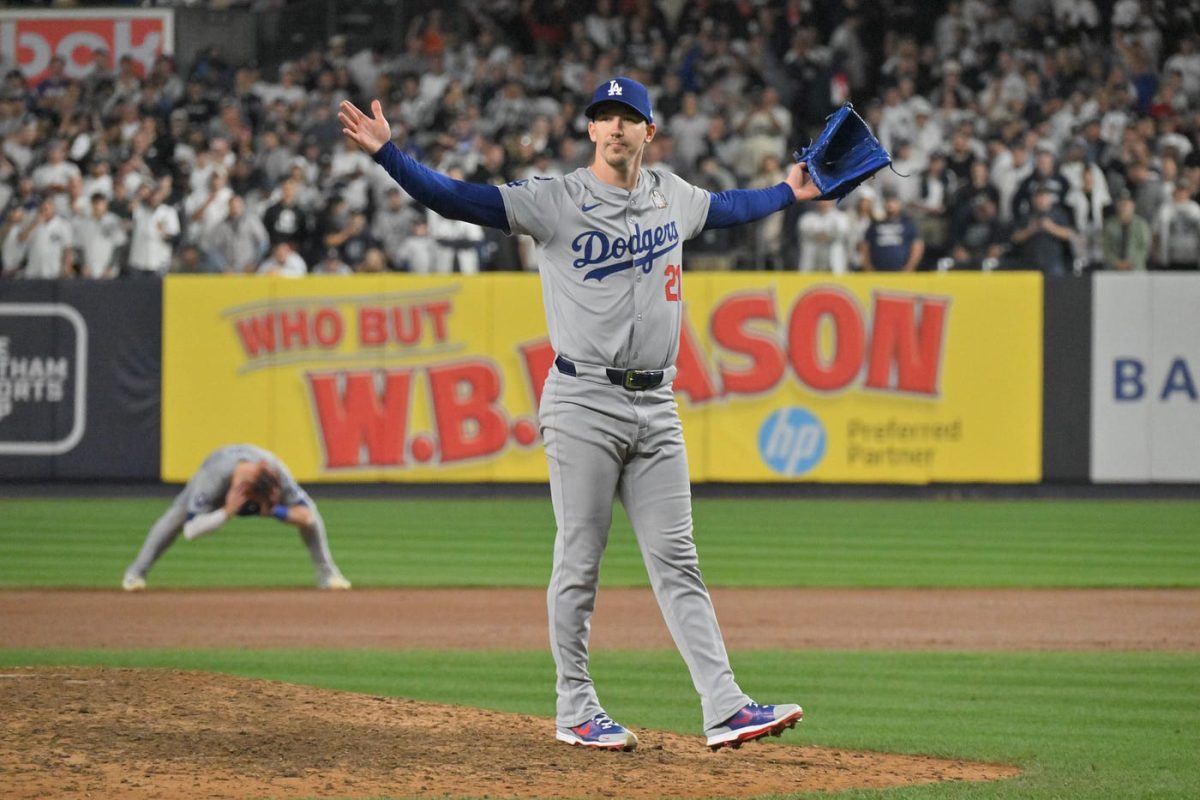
122, 444, 350, 591
339, 76, 815, 751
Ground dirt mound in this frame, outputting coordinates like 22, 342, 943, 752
0, 667, 1017, 799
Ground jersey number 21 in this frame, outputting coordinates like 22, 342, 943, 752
665, 264, 682, 302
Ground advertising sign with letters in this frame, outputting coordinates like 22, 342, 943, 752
1091, 274, 1200, 482
0, 9, 173, 86
162, 274, 1043, 483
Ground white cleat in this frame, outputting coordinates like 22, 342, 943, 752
320, 575, 352, 590
122, 575, 146, 592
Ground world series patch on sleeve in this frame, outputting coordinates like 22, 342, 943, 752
793, 103, 893, 201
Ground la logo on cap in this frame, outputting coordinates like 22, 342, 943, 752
608, 80, 623, 96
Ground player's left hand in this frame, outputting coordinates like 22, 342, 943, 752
786, 162, 822, 203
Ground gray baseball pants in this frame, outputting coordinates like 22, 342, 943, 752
539, 366, 751, 732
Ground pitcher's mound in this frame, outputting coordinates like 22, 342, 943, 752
0, 667, 1018, 799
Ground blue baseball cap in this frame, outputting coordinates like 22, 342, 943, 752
585, 76, 653, 124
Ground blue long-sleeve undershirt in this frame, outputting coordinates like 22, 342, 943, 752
370, 141, 796, 234
703, 183, 796, 229
372, 142, 511, 232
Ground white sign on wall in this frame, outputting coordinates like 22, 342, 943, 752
1091, 274, 1200, 482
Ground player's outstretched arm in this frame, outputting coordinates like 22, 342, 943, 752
338, 99, 391, 156
704, 161, 821, 231
339, 98, 509, 232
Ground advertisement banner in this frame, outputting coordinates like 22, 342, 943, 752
681, 273, 1042, 482
162, 273, 1042, 484
0, 280, 161, 479
0, 9, 174, 85
1091, 274, 1200, 482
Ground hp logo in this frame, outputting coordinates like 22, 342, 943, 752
758, 408, 826, 477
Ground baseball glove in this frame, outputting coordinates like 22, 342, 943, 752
793, 103, 892, 201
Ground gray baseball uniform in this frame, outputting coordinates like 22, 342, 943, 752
499, 168, 753, 732
124, 444, 346, 588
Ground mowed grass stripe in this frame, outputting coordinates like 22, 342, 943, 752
1, 497, 1197, 588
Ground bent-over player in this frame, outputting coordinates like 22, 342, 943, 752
122, 444, 351, 591
340, 76, 814, 751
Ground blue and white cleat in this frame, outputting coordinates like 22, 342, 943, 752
705, 702, 803, 750
556, 712, 638, 751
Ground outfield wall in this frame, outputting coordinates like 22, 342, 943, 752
1, 272, 1195, 484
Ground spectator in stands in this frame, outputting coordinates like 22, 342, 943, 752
1151, 179, 1200, 270
262, 177, 312, 252
312, 247, 352, 275
949, 196, 1007, 270
746, 154, 788, 270
991, 138, 1034, 224
797, 200, 852, 274
31, 140, 81, 214
429, 208, 485, 274
73, 193, 127, 279
373, 187, 422, 270
206, 195, 269, 274
1, 207, 27, 276
1102, 189, 1152, 271
258, 240, 307, 277
1012, 183, 1076, 276
396, 219, 439, 273
950, 159, 1001, 229
1013, 145, 1070, 220
183, 169, 232, 246
861, 189, 924, 272
19, 197, 75, 279
128, 178, 180, 277
1066, 166, 1112, 271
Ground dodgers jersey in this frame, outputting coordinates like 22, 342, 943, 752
184, 444, 309, 517
499, 167, 710, 371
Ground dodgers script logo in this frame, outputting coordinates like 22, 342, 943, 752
571, 223, 680, 282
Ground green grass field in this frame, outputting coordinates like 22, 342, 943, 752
2, 496, 1199, 799
2, 497, 1199, 588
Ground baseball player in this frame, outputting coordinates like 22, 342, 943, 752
122, 444, 351, 591
339, 76, 814, 751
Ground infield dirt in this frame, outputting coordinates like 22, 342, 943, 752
0, 667, 1019, 799
4, 586, 1196, 799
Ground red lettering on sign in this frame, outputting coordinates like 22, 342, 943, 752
674, 317, 718, 403
234, 307, 343, 357
279, 309, 310, 349
312, 309, 342, 348
518, 339, 557, 408
865, 294, 949, 395
787, 288, 865, 392
235, 315, 275, 358
711, 292, 786, 395
358, 307, 386, 346
3, 13, 171, 86
307, 370, 412, 468
427, 361, 508, 463
425, 300, 451, 342
356, 301, 453, 348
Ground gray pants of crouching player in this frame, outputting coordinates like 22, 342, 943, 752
125, 487, 342, 585
539, 366, 752, 732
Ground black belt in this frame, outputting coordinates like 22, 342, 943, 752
555, 355, 665, 391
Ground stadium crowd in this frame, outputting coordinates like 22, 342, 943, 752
2, 0, 1200, 278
